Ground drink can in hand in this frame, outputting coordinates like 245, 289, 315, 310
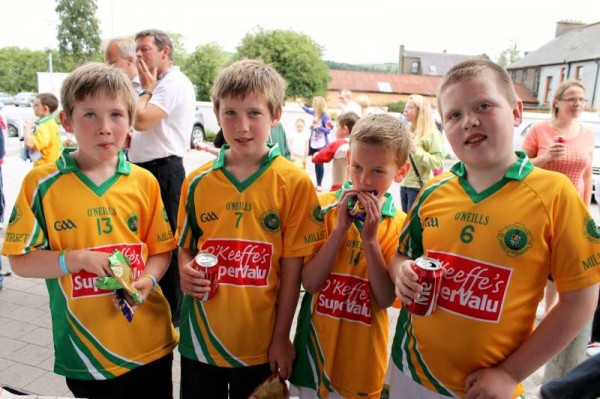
193, 252, 219, 301
405, 256, 443, 317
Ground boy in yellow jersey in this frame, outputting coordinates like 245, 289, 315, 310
2, 63, 178, 399
389, 59, 600, 399
23, 93, 62, 167
176, 59, 326, 399
290, 114, 409, 399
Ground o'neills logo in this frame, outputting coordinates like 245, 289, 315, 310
202, 239, 272, 287
315, 273, 371, 325
71, 243, 144, 298
429, 250, 512, 322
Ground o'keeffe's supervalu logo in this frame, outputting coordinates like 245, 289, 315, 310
311, 205, 324, 224
497, 223, 533, 257
127, 213, 138, 233
583, 216, 600, 243
8, 206, 21, 227
261, 210, 280, 233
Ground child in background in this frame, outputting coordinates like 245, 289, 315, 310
291, 114, 409, 399
2, 63, 178, 398
177, 59, 326, 399
290, 118, 309, 169
312, 112, 359, 191
23, 93, 62, 167
390, 59, 600, 398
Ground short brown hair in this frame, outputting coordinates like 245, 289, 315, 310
337, 112, 359, 134
350, 114, 409, 167
36, 93, 59, 113
60, 63, 136, 124
211, 59, 287, 119
437, 59, 518, 115
135, 29, 173, 61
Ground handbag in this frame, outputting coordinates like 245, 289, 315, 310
408, 154, 424, 188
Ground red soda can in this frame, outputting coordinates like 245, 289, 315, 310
554, 135, 565, 144
193, 252, 219, 301
405, 256, 444, 317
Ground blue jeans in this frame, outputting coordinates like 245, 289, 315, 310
400, 187, 420, 213
540, 353, 600, 399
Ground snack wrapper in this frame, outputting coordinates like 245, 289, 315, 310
248, 373, 288, 399
347, 190, 378, 221
95, 250, 143, 322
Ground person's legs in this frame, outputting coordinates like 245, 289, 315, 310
540, 353, 600, 399
180, 357, 229, 399
405, 187, 420, 211
400, 187, 409, 213
228, 363, 272, 399
314, 163, 324, 188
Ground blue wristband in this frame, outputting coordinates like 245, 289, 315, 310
59, 249, 70, 274
142, 273, 157, 291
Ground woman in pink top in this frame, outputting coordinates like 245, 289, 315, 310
522, 80, 594, 316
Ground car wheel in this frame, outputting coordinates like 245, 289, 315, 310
190, 124, 205, 149
7, 123, 17, 137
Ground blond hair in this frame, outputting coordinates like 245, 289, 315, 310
406, 94, 438, 141
356, 94, 371, 109
311, 96, 328, 120
60, 62, 136, 123
437, 59, 518, 116
350, 114, 409, 167
211, 59, 287, 118
552, 80, 586, 119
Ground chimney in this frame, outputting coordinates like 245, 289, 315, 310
555, 20, 585, 37
399, 44, 405, 75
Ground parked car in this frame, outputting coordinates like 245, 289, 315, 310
13, 92, 37, 107
6, 116, 23, 139
514, 111, 600, 201
0, 92, 13, 106
190, 105, 205, 149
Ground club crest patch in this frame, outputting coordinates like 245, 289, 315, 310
126, 213, 138, 233
497, 223, 533, 257
261, 210, 280, 233
8, 206, 21, 227
583, 216, 600, 243
311, 205, 324, 224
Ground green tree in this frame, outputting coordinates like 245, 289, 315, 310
497, 40, 521, 68
184, 43, 227, 101
55, 0, 101, 64
165, 32, 188, 65
0, 47, 48, 92
236, 28, 330, 99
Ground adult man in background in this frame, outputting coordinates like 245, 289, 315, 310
131, 29, 196, 326
104, 37, 142, 95
338, 89, 362, 116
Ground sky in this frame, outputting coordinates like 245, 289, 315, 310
2, 0, 600, 65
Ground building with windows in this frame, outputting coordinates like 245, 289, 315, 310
507, 21, 600, 110
398, 45, 489, 76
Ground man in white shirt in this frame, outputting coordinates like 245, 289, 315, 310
132, 29, 196, 326
339, 89, 362, 116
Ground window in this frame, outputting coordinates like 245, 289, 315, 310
543, 76, 553, 104
575, 66, 583, 80
533, 69, 540, 96
523, 69, 528, 82
410, 61, 419, 74
377, 82, 392, 93
512, 71, 517, 81
560, 67, 566, 82
429, 65, 437, 74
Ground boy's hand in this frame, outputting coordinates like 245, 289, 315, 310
132, 275, 154, 304
336, 189, 358, 232
179, 260, 211, 300
356, 191, 381, 242
71, 250, 113, 277
391, 259, 422, 305
136, 56, 157, 91
268, 334, 296, 379
464, 366, 518, 399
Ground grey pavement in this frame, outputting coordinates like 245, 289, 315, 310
0, 134, 577, 398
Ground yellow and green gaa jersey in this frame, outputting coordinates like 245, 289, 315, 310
177, 145, 325, 367
32, 115, 62, 167
291, 183, 406, 399
2, 150, 178, 380
392, 152, 600, 398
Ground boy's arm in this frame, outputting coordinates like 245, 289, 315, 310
23, 121, 35, 150
9, 249, 114, 279
178, 247, 210, 300
389, 252, 423, 304
464, 285, 598, 399
132, 251, 171, 302
269, 256, 302, 379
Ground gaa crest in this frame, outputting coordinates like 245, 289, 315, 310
497, 223, 533, 257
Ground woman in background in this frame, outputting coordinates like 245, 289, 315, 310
299, 97, 331, 191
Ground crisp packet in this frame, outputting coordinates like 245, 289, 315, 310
347, 190, 379, 221
95, 250, 143, 322
248, 373, 288, 399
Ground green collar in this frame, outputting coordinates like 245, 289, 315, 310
212, 143, 281, 170
57, 148, 131, 176
450, 151, 533, 181
36, 115, 54, 124
337, 181, 397, 218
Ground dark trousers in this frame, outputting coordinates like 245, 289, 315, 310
66, 353, 173, 399
400, 186, 420, 213
136, 155, 184, 326
540, 353, 600, 399
180, 357, 271, 399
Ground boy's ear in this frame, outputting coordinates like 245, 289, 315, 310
271, 109, 282, 128
346, 147, 351, 166
59, 111, 74, 133
394, 161, 410, 183
512, 99, 523, 127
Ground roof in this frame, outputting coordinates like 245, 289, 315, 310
328, 69, 538, 103
508, 22, 600, 69
404, 50, 489, 76
329, 69, 441, 96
